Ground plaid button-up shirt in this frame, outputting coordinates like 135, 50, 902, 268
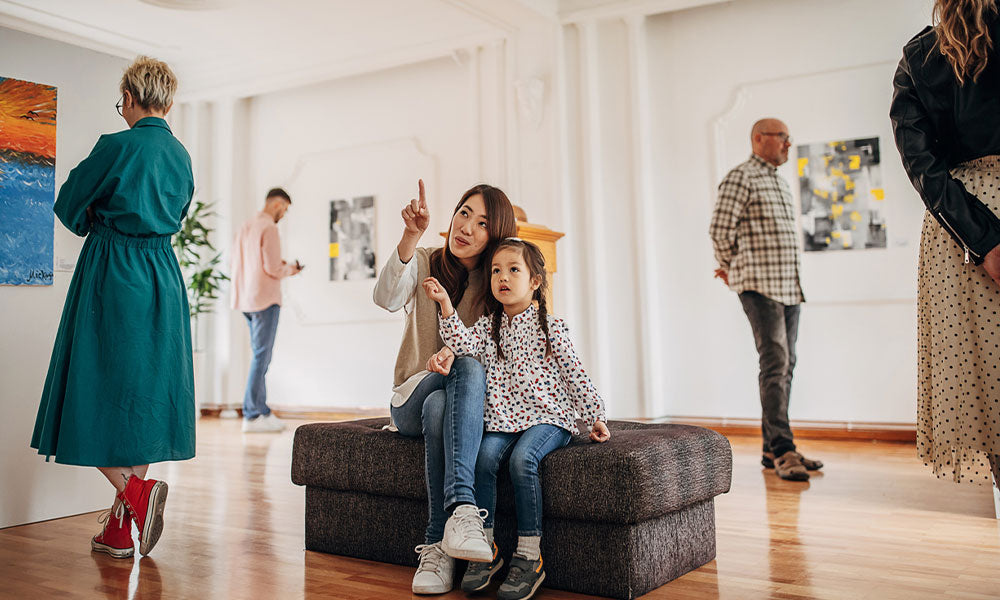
709, 154, 805, 305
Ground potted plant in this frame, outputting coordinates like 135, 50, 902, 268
173, 200, 229, 410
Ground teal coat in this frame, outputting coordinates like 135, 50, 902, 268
31, 117, 197, 467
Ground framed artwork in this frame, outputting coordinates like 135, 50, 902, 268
0, 76, 57, 285
798, 137, 887, 252
329, 195, 376, 281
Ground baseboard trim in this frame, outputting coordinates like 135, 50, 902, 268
653, 416, 916, 443
199, 406, 917, 442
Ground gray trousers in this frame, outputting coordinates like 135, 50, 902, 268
739, 291, 800, 457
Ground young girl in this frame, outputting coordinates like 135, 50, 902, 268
422, 238, 610, 600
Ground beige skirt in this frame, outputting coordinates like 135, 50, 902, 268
917, 155, 1000, 484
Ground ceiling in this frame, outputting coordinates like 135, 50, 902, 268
0, 0, 726, 101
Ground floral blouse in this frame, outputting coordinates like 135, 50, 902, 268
439, 304, 606, 434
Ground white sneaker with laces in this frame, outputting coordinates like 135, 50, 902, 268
242, 414, 284, 433
441, 504, 493, 561
412, 542, 454, 594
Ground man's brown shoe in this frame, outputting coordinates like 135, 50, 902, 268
762, 451, 823, 471
774, 451, 810, 481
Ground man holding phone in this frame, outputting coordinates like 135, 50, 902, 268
231, 187, 304, 433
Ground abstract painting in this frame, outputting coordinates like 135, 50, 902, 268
329, 195, 375, 281
0, 76, 57, 285
797, 137, 887, 252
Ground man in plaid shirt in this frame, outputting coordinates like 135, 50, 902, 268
709, 118, 822, 482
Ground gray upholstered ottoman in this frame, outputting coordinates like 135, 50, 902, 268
291, 418, 732, 599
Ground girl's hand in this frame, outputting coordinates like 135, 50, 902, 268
422, 277, 455, 317
426, 346, 455, 375
589, 420, 611, 443
401, 179, 430, 237
422, 277, 448, 304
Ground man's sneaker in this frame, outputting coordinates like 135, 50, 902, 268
774, 451, 810, 481
461, 541, 504, 592
242, 414, 284, 433
763, 451, 823, 471
117, 475, 168, 555
441, 505, 493, 561
91, 503, 134, 559
497, 554, 545, 600
411, 542, 455, 594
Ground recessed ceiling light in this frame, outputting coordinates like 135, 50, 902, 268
138, 0, 235, 10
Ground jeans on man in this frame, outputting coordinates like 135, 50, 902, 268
242, 303, 281, 420
474, 424, 571, 536
391, 356, 486, 544
739, 291, 800, 457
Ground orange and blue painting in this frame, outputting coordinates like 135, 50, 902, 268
0, 76, 57, 285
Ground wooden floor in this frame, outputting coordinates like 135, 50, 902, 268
2, 418, 999, 599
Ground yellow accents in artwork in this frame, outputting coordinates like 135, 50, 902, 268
849, 155, 861, 169
831, 168, 844, 177
798, 157, 809, 177
845, 179, 855, 191
814, 189, 830, 199
871, 188, 885, 201
825, 236, 832, 244
850, 211, 862, 222
329, 243, 340, 258
831, 204, 845, 218
832, 231, 842, 239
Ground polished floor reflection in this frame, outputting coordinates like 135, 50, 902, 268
1, 418, 998, 599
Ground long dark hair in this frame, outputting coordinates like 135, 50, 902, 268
429, 184, 517, 314
934, 0, 997, 84
486, 239, 551, 361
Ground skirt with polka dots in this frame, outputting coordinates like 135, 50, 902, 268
917, 155, 1000, 484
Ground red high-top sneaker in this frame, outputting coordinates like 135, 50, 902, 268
91, 504, 134, 559
117, 476, 168, 556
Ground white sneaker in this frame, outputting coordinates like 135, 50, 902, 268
412, 542, 454, 594
242, 414, 284, 433
441, 505, 493, 561
263, 413, 286, 431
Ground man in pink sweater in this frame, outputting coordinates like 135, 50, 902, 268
231, 188, 303, 433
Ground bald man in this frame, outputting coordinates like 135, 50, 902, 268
709, 118, 823, 482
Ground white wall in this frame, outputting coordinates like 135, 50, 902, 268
198, 54, 521, 411
178, 0, 937, 427
0, 27, 129, 527
634, 0, 933, 423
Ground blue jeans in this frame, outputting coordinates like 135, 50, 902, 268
242, 304, 280, 420
738, 291, 800, 457
475, 424, 571, 536
390, 357, 486, 544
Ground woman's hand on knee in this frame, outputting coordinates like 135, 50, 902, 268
427, 346, 455, 375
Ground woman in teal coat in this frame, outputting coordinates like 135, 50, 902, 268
30, 56, 195, 559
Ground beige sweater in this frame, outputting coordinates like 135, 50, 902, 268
373, 247, 484, 406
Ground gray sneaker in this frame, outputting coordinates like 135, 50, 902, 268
461, 542, 504, 592
497, 554, 545, 600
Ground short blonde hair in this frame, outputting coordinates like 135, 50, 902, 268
120, 56, 177, 111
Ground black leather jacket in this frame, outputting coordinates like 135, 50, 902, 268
889, 18, 1000, 264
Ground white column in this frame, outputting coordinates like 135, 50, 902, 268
625, 15, 663, 419
554, 23, 581, 326
577, 20, 613, 399
209, 98, 237, 411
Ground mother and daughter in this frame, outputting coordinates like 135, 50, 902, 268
374, 181, 609, 599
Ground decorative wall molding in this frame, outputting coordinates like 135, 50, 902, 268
560, 0, 729, 24
709, 59, 898, 185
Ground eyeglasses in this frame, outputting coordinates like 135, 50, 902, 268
116, 94, 124, 117
761, 132, 793, 144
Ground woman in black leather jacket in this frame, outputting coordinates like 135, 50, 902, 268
890, 0, 1000, 491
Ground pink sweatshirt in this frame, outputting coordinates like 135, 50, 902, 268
230, 211, 296, 313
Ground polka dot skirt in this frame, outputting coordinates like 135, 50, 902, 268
917, 155, 1000, 484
